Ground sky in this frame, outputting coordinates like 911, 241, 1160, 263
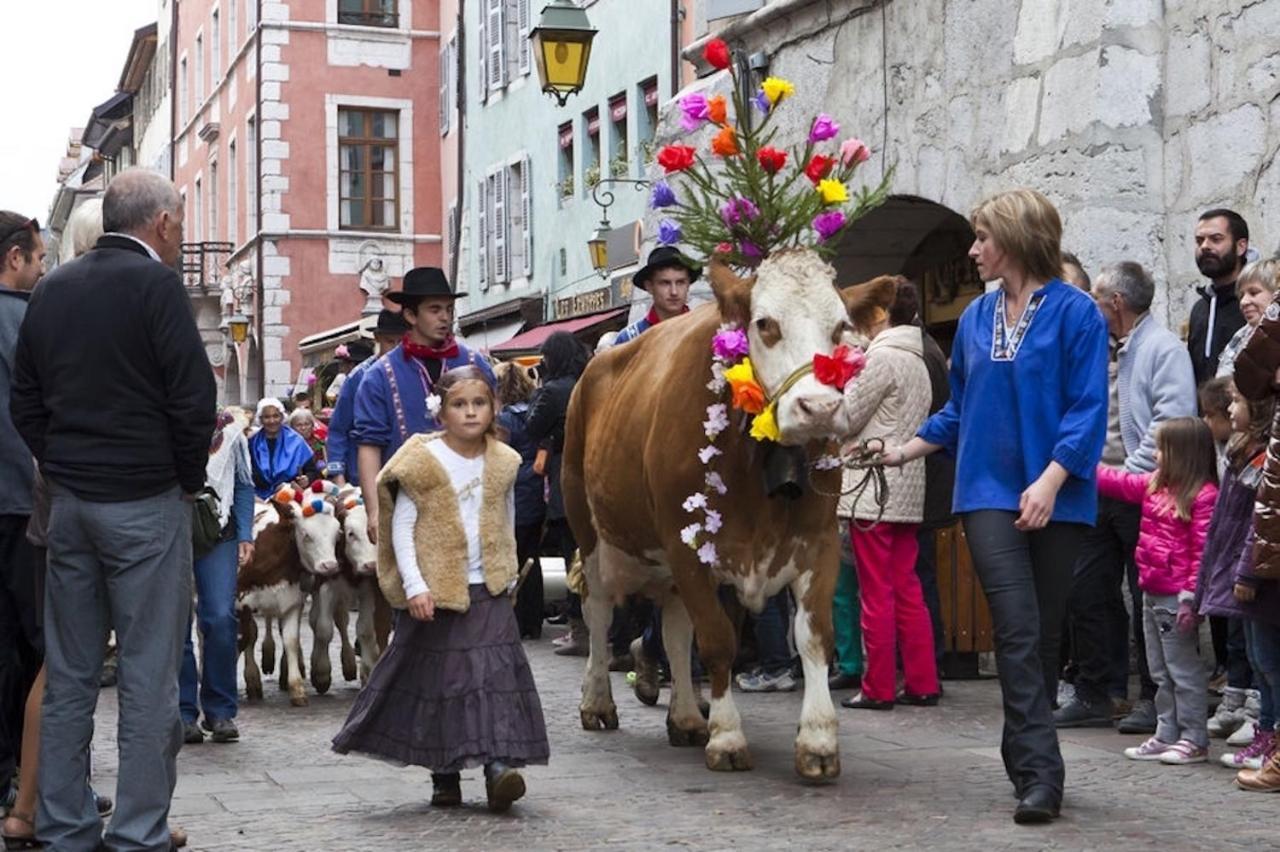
0, 0, 159, 220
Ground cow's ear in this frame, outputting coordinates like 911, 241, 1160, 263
709, 257, 755, 327
841, 275, 901, 333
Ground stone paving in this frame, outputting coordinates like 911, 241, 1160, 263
82, 622, 1272, 851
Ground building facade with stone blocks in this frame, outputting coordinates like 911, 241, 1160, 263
669, 0, 1280, 340
451, 0, 688, 353
172, 0, 445, 403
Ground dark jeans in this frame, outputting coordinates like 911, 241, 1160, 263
180, 537, 240, 724
754, 592, 792, 675
1067, 496, 1155, 705
0, 514, 41, 794
915, 528, 946, 667
513, 522, 545, 639
963, 511, 1083, 798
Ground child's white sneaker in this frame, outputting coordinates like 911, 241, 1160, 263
1124, 737, 1174, 761
1228, 717, 1259, 747
1158, 739, 1209, 765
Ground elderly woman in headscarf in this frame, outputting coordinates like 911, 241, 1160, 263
249, 397, 319, 498
179, 408, 255, 745
287, 406, 328, 472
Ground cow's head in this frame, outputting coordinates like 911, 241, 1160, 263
273, 484, 341, 577
335, 487, 377, 576
710, 249, 897, 444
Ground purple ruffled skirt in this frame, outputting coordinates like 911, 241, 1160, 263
332, 584, 550, 773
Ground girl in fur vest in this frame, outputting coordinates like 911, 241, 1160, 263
333, 365, 549, 812
1097, 418, 1218, 765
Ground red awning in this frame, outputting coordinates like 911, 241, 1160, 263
643, 79, 659, 107
586, 109, 600, 136
558, 122, 573, 149
609, 95, 627, 122
490, 307, 627, 355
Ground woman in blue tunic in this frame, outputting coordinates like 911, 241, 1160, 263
878, 189, 1109, 826
249, 397, 320, 499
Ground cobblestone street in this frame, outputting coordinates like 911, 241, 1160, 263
69, 621, 1267, 852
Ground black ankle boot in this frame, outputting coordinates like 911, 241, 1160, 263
430, 772, 462, 807
484, 761, 526, 813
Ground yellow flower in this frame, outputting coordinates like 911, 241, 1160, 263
723, 357, 756, 387
817, 178, 848, 205
749, 404, 781, 442
761, 77, 795, 106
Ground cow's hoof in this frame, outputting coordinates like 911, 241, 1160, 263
705, 746, 753, 772
245, 683, 263, 702
580, 707, 619, 731
290, 693, 309, 707
667, 719, 709, 748
341, 649, 358, 682
262, 655, 275, 676
312, 675, 331, 695
795, 748, 840, 782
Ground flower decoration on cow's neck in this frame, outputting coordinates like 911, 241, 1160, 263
652, 38, 892, 269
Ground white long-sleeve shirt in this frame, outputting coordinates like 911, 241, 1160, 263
392, 439, 514, 599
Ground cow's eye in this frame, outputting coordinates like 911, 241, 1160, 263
755, 317, 782, 347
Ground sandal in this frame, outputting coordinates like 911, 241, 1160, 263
2, 812, 41, 850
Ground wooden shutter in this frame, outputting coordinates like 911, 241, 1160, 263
477, 179, 488, 288
446, 201, 458, 268
517, 0, 531, 76
491, 169, 508, 283
520, 155, 533, 277
477, 6, 488, 104
486, 0, 506, 93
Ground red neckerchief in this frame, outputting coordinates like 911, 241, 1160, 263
646, 305, 690, 326
401, 333, 460, 362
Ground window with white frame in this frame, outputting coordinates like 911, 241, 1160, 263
228, 0, 238, 57
446, 200, 458, 273
196, 33, 205, 106
438, 37, 455, 136
194, 177, 204, 241
209, 158, 219, 241
179, 56, 188, 126
477, 157, 532, 289
246, 115, 257, 234
228, 140, 238, 246
338, 108, 400, 230
212, 9, 222, 83
338, 0, 398, 27
484, 0, 507, 96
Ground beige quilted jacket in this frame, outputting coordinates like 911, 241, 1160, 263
837, 325, 931, 523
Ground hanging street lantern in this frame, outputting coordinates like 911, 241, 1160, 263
587, 222, 610, 275
226, 313, 251, 344
530, 0, 597, 107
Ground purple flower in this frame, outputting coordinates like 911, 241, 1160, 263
740, 241, 763, 260
658, 219, 682, 245
698, 444, 722, 464
809, 113, 840, 143
704, 507, 724, 531
719, 196, 760, 228
680, 93, 711, 132
697, 541, 719, 566
650, 180, 678, 209
712, 328, 750, 361
752, 91, 771, 114
813, 210, 847, 242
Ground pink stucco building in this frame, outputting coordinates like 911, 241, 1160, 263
172, 0, 445, 403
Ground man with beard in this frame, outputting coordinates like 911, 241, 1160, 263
1189, 209, 1249, 385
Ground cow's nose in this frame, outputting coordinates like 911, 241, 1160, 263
796, 396, 839, 418
316, 560, 339, 575
360, 561, 377, 575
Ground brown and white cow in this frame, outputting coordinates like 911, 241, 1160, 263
563, 249, 896, 780
308, 486, 391, 692
238, 490, 341, 706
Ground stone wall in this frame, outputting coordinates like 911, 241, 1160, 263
660, 0, 1280, 331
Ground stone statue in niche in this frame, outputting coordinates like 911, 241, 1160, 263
358, 242, 390, 316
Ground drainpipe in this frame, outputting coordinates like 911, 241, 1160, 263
449, 2, 466, 289
254, 0, 266, 399
169, 0, 179, 180
670, 0, 682, 95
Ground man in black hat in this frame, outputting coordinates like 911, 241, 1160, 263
612, 247, 700, 345
325, 309, 407, 486
352, 267, 494, 541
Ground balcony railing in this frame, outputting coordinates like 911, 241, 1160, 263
181, 241, 234, 292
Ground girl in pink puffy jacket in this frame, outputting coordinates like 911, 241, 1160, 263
1097, 417, 1219, 765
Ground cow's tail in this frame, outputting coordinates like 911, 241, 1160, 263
561, 376, 597, 561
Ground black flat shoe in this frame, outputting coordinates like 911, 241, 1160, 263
828, 671, 862, 691
1013, 786, 1060, 825
430, 772, 462, 808
841, 692, 894, 710
897, 692, 941, 707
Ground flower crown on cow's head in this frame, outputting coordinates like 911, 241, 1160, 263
652, 38, 892, 267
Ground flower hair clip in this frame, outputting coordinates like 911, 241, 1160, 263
426, 393, 442, 418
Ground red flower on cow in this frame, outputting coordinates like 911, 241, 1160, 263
658, 144, 697, 173
813, 344, 866, 391
704, 38, 732, 70
804, 155, 836, 186
757, 146, 788, 174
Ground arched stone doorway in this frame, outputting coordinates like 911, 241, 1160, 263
833, 195, 983, 351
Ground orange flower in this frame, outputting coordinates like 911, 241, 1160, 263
711, 125, 740, 158
732, 379, 766, 414
707, 95, 728, 126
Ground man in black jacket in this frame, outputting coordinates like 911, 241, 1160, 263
1188, 209, 1249, 385
11, 168, 215, 852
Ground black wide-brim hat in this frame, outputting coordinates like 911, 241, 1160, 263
373, 308, 411, 336
635, 246, 702, 291
386, 266, 468, 304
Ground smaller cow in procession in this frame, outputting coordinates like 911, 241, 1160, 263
564, 37, 893, 780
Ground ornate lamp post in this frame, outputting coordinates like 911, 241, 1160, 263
529, 0, 597, 107
586, 178, 649, 277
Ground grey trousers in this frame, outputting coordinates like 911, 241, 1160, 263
1143, 593, 1208, 748
37, 484, 191, 852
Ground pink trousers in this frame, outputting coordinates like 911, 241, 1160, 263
850, 522, 940, 702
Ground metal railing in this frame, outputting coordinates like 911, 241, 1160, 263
180, 241, 234, 291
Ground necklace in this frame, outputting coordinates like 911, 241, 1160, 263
410, 358, 439, 423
